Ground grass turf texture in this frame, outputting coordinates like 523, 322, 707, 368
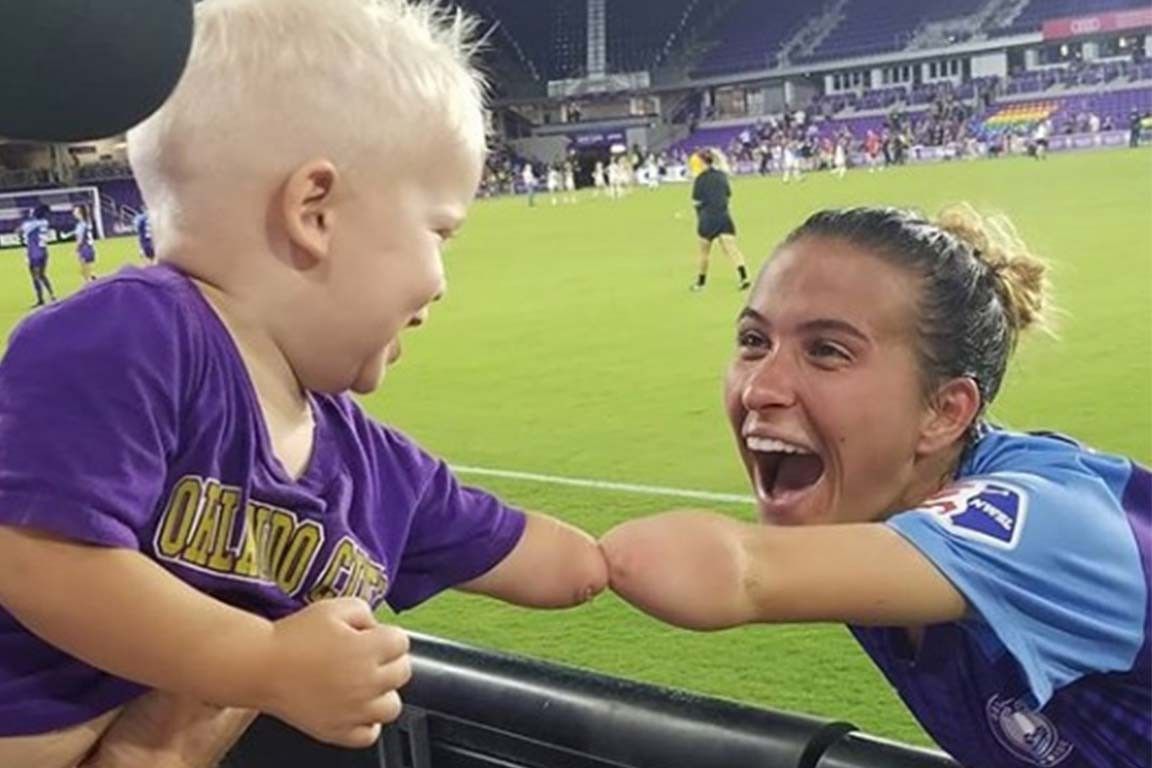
1, 149, 1148, 746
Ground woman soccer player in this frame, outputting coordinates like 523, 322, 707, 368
19, 205, 56, 306
67, 205, 98, 282
133, 209, 155, 261
604, 205, 1149, 768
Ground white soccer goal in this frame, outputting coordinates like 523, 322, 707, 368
0, 185, 103, 249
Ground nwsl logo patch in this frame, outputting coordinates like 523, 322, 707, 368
918, 479, 1028, 550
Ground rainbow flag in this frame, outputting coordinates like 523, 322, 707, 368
982, 101, 1060, 132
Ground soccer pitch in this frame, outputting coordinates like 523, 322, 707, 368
1, 149, 1149, 746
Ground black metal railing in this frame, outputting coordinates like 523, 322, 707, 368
222, 633, 960, 768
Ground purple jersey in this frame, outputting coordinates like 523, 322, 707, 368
0, 265, 526, 735
852, 429, 1150, 767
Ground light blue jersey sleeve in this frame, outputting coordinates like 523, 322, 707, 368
887, 464, 1146, 707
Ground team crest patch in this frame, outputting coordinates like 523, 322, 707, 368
917, 479, 1028, 549
986, 695, 1074, 766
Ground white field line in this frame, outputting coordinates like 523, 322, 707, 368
452, 465, 753, 505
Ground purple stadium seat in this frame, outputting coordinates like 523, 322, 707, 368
691, 0, 813, 77
996, 0, 1147, 37
799, 0, 987, 63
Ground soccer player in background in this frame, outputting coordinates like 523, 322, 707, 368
1032, 118, 1050, 160
563, 160, 577, 204
19, 205, 57, 307
1128, 110, 1143, 149
781, 139, 804, 183
521, 162, 537, 207
690, 150, 750, 292
66, 205, 98, 283
831, 138, 848, 179
612, 155, 633, 198
132, 208, 155, 261
687, 149, 705, 178
0, 1, 607, 766
592, 160, 607, 196
641, 155, 660, 190
603, 205, 1150, 768
865, 129, 882, 172
607, 158, 624, 199
547, 163, 562, 206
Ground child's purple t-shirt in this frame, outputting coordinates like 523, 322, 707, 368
0, 265, 525, 735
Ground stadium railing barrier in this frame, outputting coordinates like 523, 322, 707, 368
222, 633, 961, 768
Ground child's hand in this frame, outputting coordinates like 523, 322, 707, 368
256, 597, 411, 748
78, 692, 255, 768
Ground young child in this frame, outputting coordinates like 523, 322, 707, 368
0, 1, 607, 766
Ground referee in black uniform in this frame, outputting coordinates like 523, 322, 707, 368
691, 150, 751, 291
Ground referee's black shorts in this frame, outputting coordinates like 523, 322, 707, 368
697, 214, 736, 241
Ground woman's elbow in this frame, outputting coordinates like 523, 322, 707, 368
600, 516, 758, 630
599, 523, 679, 618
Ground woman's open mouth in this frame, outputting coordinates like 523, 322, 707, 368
745, 435, 826, 522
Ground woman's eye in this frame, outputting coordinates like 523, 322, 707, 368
737, 329, 768, 349
810, 341, 851, 361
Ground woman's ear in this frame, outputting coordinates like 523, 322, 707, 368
918, 376, 982, 456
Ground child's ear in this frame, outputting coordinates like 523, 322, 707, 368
281, 159, 338, 269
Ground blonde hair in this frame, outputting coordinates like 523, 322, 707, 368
128, 0, 487, 240
934, 203, 1051, 337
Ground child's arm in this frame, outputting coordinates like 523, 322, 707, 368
0, 526, 412, 748
457, 512, 608, 608
599, 510, 966, 629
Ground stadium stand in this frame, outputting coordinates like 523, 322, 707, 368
995, 0, 1149, 36
605, 0, 696, 73
457, 0, 587, 81
680, 0, 1149, 75
690, 0, 813, 76
799, 0, 989, 63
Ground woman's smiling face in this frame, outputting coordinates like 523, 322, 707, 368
726, 235, 935, 527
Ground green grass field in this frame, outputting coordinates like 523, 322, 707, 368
2, 149, 1149, 747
